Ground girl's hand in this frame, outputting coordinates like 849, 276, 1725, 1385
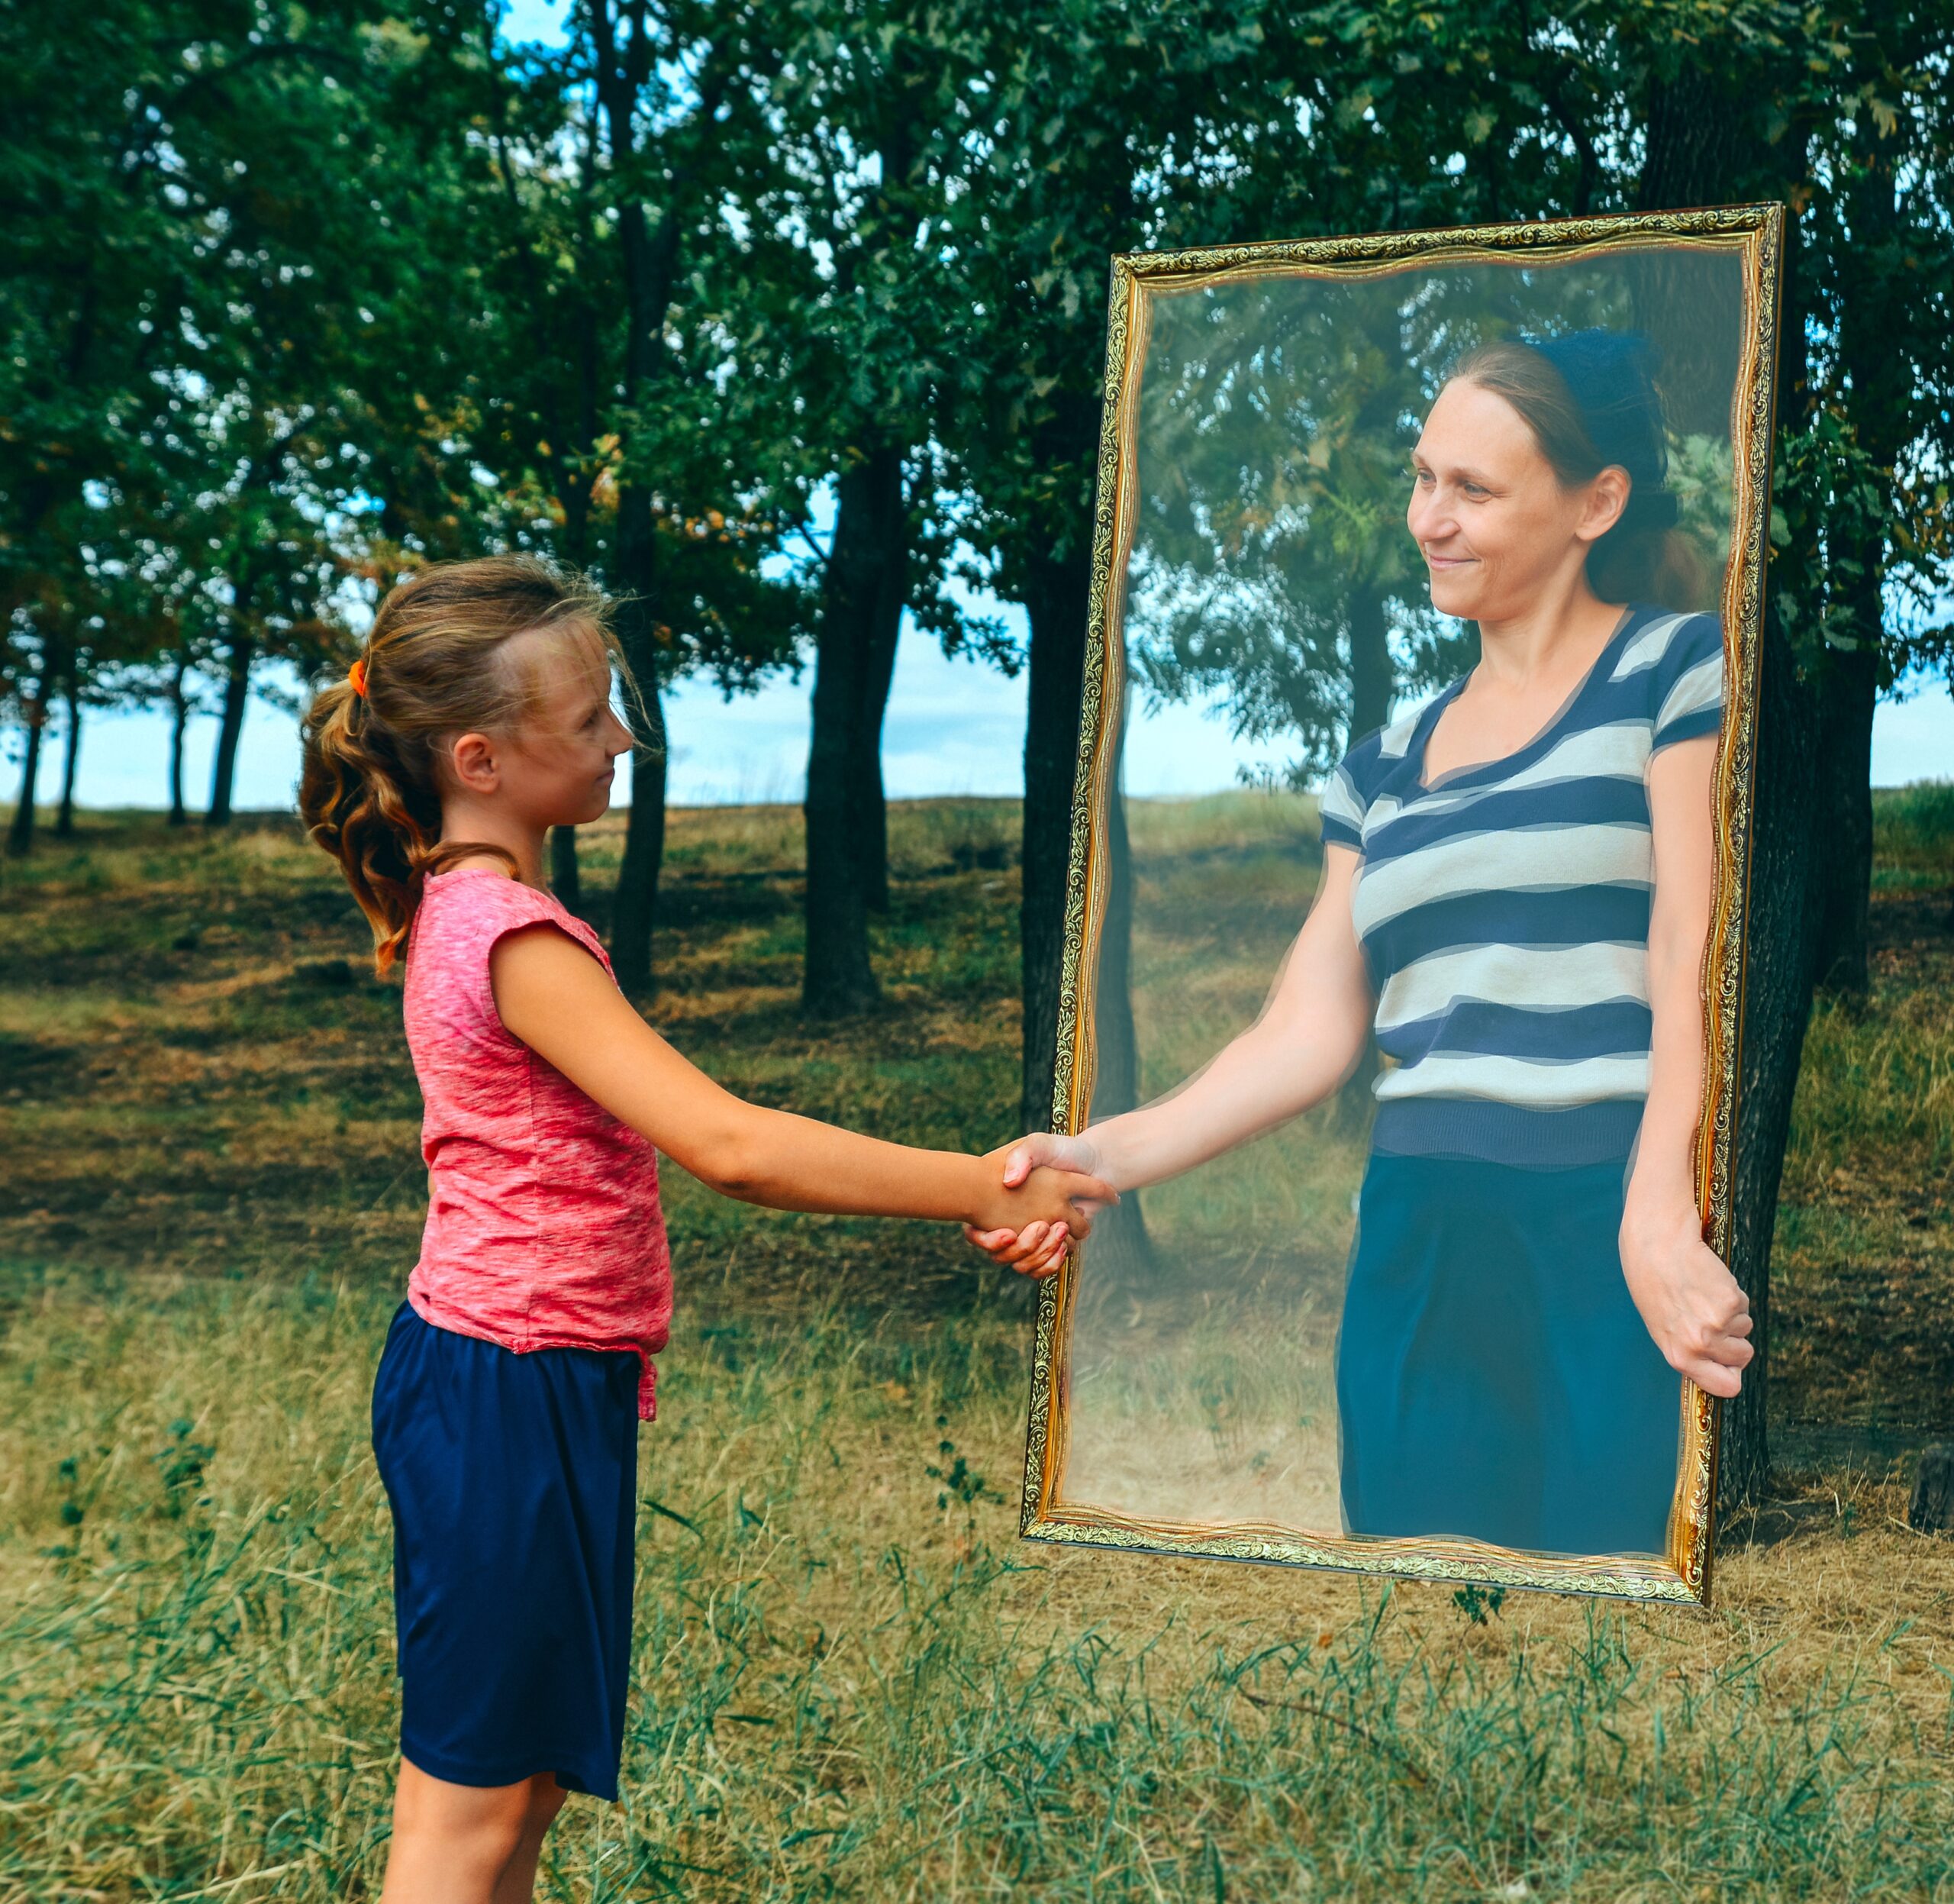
1618, 1196, 1753, 1397
962, 1134, 1111, 1279
966, 1151, 1115, 1247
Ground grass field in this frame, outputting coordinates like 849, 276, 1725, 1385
2, 791, 1952, 1901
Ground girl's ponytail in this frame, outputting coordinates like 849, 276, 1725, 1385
298, 556, 626, 973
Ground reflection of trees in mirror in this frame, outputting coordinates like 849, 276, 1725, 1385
1120, 257, 1744, 797
1085, 680, 1160, 1284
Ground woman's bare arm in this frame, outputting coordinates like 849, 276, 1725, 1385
963, 845, 1375, 1276
488, 923, 1116, 1236
1618, 733, 1753, 1396
1070, 844, 1375, 1192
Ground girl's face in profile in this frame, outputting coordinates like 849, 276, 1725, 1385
447, 624, 634, 831
1407, 379, 1628, 622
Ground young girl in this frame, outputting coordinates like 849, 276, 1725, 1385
298, 557, 1101, 1904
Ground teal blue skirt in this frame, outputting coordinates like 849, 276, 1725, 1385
1335, 1151, 1680, 1555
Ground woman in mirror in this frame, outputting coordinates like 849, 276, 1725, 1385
968, 330, 1754, 1557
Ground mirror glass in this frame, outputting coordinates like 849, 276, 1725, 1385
1031, 222, 1775, 1598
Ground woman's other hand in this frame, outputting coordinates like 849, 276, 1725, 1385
1619, 1198, 1753, 1396
962, 1134, 1110, 1279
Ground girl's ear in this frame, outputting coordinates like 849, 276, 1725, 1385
447, 730, 501, 795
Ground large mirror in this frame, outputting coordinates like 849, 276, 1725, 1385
1019, 208, 1784, 1604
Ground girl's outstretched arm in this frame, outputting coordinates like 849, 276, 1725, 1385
489, 922, 1114, 1236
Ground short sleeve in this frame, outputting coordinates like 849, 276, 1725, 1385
408, 872, 612, 1054
1650, 611, 1725, 752
471, 879, 614, 1027
1318, 755, 1368, 853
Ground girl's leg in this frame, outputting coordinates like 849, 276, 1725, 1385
492, 1777, 569, 1904
379, 1759, 563, 1904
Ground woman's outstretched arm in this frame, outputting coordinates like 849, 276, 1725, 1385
1618, 732, 1754, 1396
967, 844, 1375, 1271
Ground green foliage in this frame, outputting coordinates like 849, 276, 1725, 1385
5, 0, 1950, 821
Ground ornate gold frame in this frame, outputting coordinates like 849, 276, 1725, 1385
1019, 206, 1786, 1607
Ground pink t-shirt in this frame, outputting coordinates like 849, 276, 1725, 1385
402, 868, 672, 1418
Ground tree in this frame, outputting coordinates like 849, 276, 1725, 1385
739, 4, 1015, 1016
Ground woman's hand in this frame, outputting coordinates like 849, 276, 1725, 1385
961, 1134, 1109, 1279
964, 1143, 1116, 1273
1618, 1195, 1753, 1397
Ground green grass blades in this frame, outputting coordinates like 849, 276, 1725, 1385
5, 1266, 1953, 1901
1, 791, 1952, 1899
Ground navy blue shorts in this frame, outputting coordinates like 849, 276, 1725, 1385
371, 1302, 640, 1799
1335, 1151, 1681, 1556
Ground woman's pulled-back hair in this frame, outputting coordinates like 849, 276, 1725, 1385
1449, 331, 1708, 608
300, 555, 626, 974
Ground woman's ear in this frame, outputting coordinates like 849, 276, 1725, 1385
1576, 466, 1632, 544
447, 730, 501, 795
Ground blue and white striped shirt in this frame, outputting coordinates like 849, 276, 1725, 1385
1319, 605, 1725, 1170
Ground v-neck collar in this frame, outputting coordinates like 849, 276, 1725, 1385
1408, 605, 1644, 799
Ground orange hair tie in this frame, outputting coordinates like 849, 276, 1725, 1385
347, 657, 369, 699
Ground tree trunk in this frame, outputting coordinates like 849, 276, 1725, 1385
1346, 582, 1394, 746
6, 699, 46, 857
1809, 637, 1878, 994
802, 444, 907, 1018
609, 492, 669, 996
550, 825, 582, 916
850, 573, 904, 917
1019, 539, 1095, 1132
55, 680, 80, 837
206, 631, 254, 828
167, 656, 191, 825
1082, 734, 1161, 1278
1631, 44, 1833, 1509
1720, 598, 1823, 1505
1811, 105, 1908, 999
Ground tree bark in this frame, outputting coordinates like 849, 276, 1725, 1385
6, 699, 46, 857
1810, 104, 1909, 999
609, 489, 669, 995
1346, 582, 1394, 760
550, 825, 582, 916
803, 443, 907, 1017
1720, 597, 1823, 1505
1019, 539, 1095, 1132
850, 567, 904, 917
167, 655, 191, 825
55, 680, 80, 837
1633, 56, 1818, 1507
1809, 637, 1878, 994
205, 630, 253, 828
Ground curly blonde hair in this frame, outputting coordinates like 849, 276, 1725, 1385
299, 556, 627, 973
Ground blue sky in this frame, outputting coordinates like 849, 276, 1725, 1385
53, 618, 1953, 815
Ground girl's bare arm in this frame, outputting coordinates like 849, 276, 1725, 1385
489, 925, 1115, 1236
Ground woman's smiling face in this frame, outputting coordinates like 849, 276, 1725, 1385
1407, 377, 1629, 621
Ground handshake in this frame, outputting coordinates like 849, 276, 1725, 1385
967, 1131, 1116, 1280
